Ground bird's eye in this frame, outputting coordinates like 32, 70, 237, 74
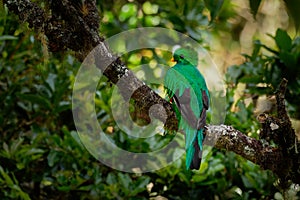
179, 54, 184, 59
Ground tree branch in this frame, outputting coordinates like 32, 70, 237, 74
205, 125, 285, 175
205, 124, 299, 187
4, 0, 300, 188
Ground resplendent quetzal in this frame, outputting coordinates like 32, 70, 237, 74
164, 48, 210, 170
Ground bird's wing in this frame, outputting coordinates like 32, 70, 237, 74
197, 90, 209, 129
172, 88, 200, 150
172, 88, 198, 129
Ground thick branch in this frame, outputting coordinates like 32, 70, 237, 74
205, 125, 286, 176
205, 123, 299, 186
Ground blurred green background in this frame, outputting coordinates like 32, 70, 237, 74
1, 0, 300, 199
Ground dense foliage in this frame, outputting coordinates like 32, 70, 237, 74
228, 29, 300, 119
1, 0, 299, 199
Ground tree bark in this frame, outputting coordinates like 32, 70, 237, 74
4, 0, 300, 188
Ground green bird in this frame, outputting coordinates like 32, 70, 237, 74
164, 48, 210, 170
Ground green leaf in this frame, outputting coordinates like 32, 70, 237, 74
252, 40, 262, 58
106, 172, 117, 185
10, 137, 24, 156
204, 0, 224, 22
279, 51, 297, 68
25, 148, 45, 156
45, 73, 57, 92
249, 0, 262, 19
0, 166, 31, 200
0, 166, 14, 186
239, 76, 262, 84
192, 173, 207, 182
17, 93, 52, 110
47, 150, 59, 167
226, 65, 242, 83
274, 29, 292, 51
241, 173, 256, 188
178, 172, 190, 184
283, 0, 300, 32
2, 142, 10, 158
70, 131, 84, 149
118, 173, 132, 189
58, 185, 71, 192
132, 176, 150, 195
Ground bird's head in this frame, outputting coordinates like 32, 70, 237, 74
172, 48, 198, 66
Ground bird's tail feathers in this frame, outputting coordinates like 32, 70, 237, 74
187, 129, 204, 170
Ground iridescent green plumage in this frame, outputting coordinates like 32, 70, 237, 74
164, 48, 210, 170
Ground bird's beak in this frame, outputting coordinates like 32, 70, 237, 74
171, 57, 175, 62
